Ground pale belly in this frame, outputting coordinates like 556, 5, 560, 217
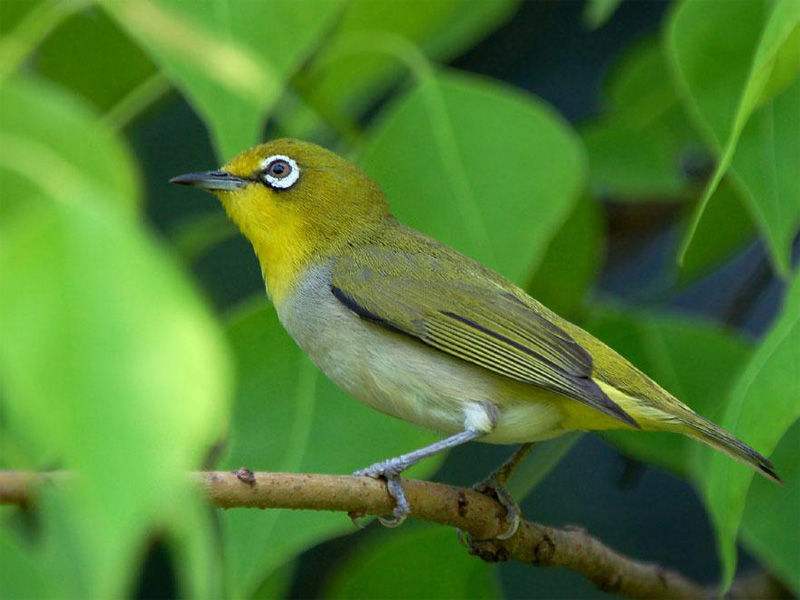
276, 263, 568, 444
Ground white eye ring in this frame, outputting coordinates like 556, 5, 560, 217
260, 155, 300, 189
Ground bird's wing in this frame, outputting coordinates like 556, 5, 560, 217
331, 245, 638, 428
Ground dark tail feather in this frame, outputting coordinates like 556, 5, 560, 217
686, 420, 782, 483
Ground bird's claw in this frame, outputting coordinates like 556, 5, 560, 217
378, 476, 410, 527
460, 476, 521, 542
353, 462, 411, 528
352, 460, 398, 479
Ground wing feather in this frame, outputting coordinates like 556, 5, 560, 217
331, 247, 638, 428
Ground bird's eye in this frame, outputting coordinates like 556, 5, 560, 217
269, 161, 288, 176
260, 155, 300, 190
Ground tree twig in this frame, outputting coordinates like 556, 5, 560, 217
0, 470, 785, 599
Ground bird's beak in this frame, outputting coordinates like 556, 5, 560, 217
169, 170, 247, 191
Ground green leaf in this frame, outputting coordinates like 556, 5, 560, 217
678, 179, 755, 284
293, 0, 518, 133
527, 194, 603, 319
35, 6, 158, 113
168, 493, 226, 599
741, 420, 800, 593
0, 76, 139, 217
0, 0, 90, 82
171, 211, 237, 263
251, 562, 295, 599
0, 517, 53, 598
722, 76, 800, 272
415, 0, 518, 62
103, 0, 343, 158
219, 301, 442, 598
1, 79, 228, 595
0, 195, 231, 597
359, 69, 586, 285
324, 525, 501, 599
585, 307, 752, 479
702, 274, 800, 591
583, 0, 622, 30
583, 0, 622, 29
582, 39, 704, 200
669, 0, 800, 276
507, 433, 583, 500
758, 22, 800, 104
0, 0, 43, 35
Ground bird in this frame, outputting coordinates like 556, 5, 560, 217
171, 138, 780, 536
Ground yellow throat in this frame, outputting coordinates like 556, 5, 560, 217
213, 139, 389, 304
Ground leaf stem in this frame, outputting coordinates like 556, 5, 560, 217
101, 72, 171, 131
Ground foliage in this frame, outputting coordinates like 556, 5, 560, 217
703, 275, 800, 591
324, 525, 501, 598
359, 68, 585, 282
1, 1, 797, 598
671, 0, 800, 276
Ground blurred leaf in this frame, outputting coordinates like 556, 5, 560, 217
527, 194, 603, 319
417, 0, 517, 62
324, 525, 500, 599
169, 494, 225, 599
251, 562, 295, 599
723, 76, 800, 271
103, 0, 343, 158
219, 301, 442, 598
1, 81, 227, 595
171, 211, 237, 263
0, 518, 52, 598
35, 6, 157, 113
360, 69, 586, 285
585, 306, 752, 479
741, 420, 800, 593
758, 23, 800, 104
702, 274, 800, 590
0, 0, 89, 81
0, 194, 230, 596
670, 0, 800, 276
583, 0, 622, 30
678, 179, 755, 285
582, 118, 693, 200
582, 39, 704, 200
507, 433, 582, 501
293, 0, 518, 133
0, 0, 42, 34
0, 76, 139, 217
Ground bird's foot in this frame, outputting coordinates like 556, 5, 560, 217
462, 442, 532, 541
474, 476, 521, 539
353, 460, 411, 528
352, 431, 486, 529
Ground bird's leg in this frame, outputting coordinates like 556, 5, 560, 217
483, 442, 535, 487
354, 429, 483, 527
471, 442, 535, 540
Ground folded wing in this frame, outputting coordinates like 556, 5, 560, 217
331, 247, 638, 428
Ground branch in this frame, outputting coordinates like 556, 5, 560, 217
0, 470, 782, 599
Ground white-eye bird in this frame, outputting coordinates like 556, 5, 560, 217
172, 139, 779, 535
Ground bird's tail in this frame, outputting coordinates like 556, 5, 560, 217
679, 416, 781, 483
591, 379, 780, 482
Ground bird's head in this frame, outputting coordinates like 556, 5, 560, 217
171, 139, 390, 302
